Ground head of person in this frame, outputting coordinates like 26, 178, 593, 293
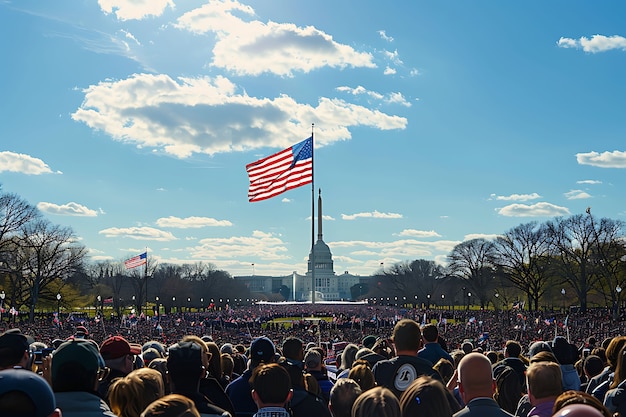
551, 337, 577, 365
421, 324, 439, 344
494, 366, 523, 414
108, 367, 165, 417
180, 335, 211, 371
100, 335, 141, 375
362, 336, 377, 350
0, 369, 61, 417
399, 376, 455, 417
305, 349, 323, 372
552, 404, 607, 417
203, 340, 223, 379
148, 358, 169, 394
167, 340, 206, 391
250, 363, 292, 408
504, 340, 522, 358
52, 339, 107, 392
553, 391, 612, 417
221, 353, 234, 380
527, 341, 553, 358
348, 360, 375, 392
141, 393, 201, 417
583, 355, 604, 380
329, 378, 362, 417
341, 344, 359, 370
432, 358, 454, 384
0, 330, 30, 369
530, 351, 559, 364
461, 342, 473, 354
249, 336, 276, 368
392, 319, 422, 353
351, 386, 400, 417
282, 337, 305, 362
603, 336, 626, 371
457, 352, 495, 403
142, 341, 166, 357
526, 362, 562, 406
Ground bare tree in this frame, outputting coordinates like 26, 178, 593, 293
493, 222, 552, 311
448, 238, 498, 308
18, 219, 87, 322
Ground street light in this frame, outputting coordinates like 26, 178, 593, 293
427, 294, 431, 308
495, 293, 499, 310
0, 291, 5, 321
616, 285, 622, 321
441, 294, 445, 309
561, 288, 566, 312
56, 293, 61, 316
467, 292, 471, 310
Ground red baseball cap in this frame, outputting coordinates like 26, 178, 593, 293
99, 336, 141, 360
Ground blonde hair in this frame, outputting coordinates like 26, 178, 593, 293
181, 335, 210, 369
141, 394, 201, 417
109, 368, 165, 417
352, 386, 401, 417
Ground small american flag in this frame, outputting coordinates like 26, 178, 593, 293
124, 252, 147, 269
246, 136, 313, 202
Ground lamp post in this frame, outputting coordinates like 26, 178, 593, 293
467, 292, 471, 310
495, 293, 500, 311
0, 291, 5, 322
441, 294, 445, 310
57, 293, 61, 317
155, 296, 160, 317
561, 288, 566, 312
200, 298, 204, 312
427, 294, 431, 309
616, 285, 622, 321
187, 297, 191, 312
96, 295, 101, 317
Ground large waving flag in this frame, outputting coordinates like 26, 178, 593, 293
124, 251, 147, 269
246, 136, 313, 202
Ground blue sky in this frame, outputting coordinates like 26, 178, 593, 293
2, 0, 626, 278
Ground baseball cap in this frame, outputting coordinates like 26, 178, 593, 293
0, 369, 57, 417
167, 341, 203, 372
51, 339, 104, 380
362, 335, 377, 349
250, 336, 275, 363
100, 336, 141, 360
142, 340, 166, 356
0, 331, 29, 355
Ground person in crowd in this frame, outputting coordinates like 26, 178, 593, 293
226, 336, 276, 417
433, 358, 455, 385
494, 365, 523, 415
372, 319, 441, 399
221, 353, 235, 386
205, 341, 229, 389
250, 363, 292, 417
513, 351, 560, 417
336, 344, 359, 379
0, 368, 62, 417
418, 324, 453, 365
525, 362, 562, 417
551, 404, 606, 417
587, 336, 626, 396
0, 329, 32, 370
492, 341, 527, 391
454, 352, 514, 417
580, 355, 604, 393
351, 386, 400, 417
98, 335, 142, 399
347, 359, 375, 392
108, 367, 164, 417
141, 394, 201, 417
167, 340, 231, 417
51, 338, 117, 417
399, 375, 459, 417
328, 378, 362, 417
279, 357, 331, 417
148, 358, 169, 394
305, 349, 334, 403
550, 337, 580, 391
551, 391, 611, 417
601, 344, 626, 414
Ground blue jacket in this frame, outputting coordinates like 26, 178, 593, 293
225, 369, 256, 417
418, 342, 453, 365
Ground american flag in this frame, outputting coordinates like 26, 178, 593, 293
246, 136, 313, 202
124, 252, 147, 269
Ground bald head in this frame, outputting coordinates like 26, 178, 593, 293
458, 352, 495, 402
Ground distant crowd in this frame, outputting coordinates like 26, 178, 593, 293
0, 303, 625, 417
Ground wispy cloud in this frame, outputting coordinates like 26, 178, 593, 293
496, 202, 570, 217
0, 151, 61, 175
577, 180, 602, 185
341, 210, 403, 220
155, 216, 233, 228
378, 30, 394, 42
576, 151, 626, 168
37, 202, 98, 217
564, 190, 592, 200
396, 229, 441, 238
490, 193, 541, 201
336, 85, 411, 107
99, 226, 177, 241
558, 35, 626, 53
98, 0, 175, 21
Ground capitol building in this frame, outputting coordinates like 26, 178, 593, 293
234, 192, 369, 301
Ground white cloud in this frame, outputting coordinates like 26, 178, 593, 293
192, 231, 290, 261
396, 229, 441, 238
577, 180, 602, 184
37, 202, 98, 217
496, 202, 570, 217
175, 0, 375, 77
331, 238, 460, 260
341, 210, 403, 220
98, 0, 175, 21
558, 35, 626, 53
384, 49, 402, 65
155, 216, 233, 228
490, 193, 541, 201
72, 73, 407, 158
384, 66, 397, 75
576, 151, 626, 168
565, 190, 592, 200
99, 226, 177, 241
464, 233, 500, 241
0, 151, 61, 175
281, 198, 292, 203
378, 30, 394, 42
335, 86, 410, 107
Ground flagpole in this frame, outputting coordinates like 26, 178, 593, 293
145, 247, 148, 317
311, 123, 316, 305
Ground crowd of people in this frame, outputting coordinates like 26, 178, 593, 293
0, 302, 625, 417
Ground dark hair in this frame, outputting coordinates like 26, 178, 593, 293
52, 361, 98, 392
421, 324, 439, 343
505, 340, 522, 358
399, 376, 457, 417
433, 359, 454, 384
553, 390, 612, 417
330, 379, 362, 417
494, 366, 523, 414
251, 363, 291, 405
282, 337, 304, 360
352, 386, 401, 417
392, 320, 421, 352
348, 360, 375, 392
